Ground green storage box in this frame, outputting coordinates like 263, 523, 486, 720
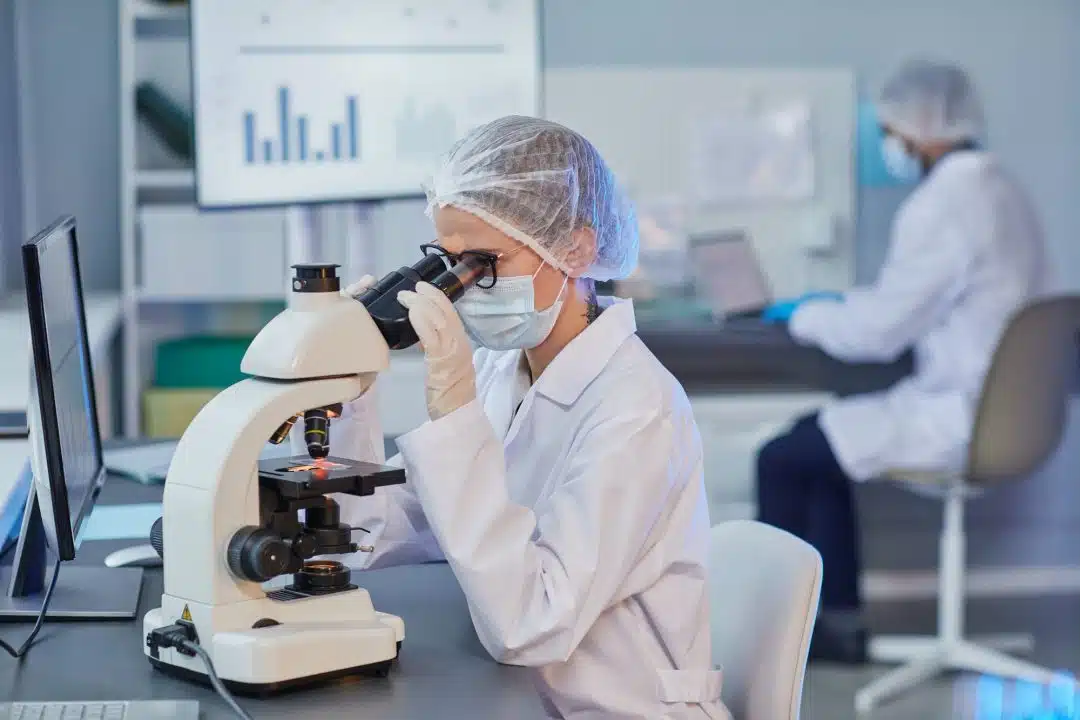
154, 336, 254, 389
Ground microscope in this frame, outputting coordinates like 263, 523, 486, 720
143, 252, 487, 695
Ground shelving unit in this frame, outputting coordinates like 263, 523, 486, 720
118, 0, 288, 437
114, 0, 521, 441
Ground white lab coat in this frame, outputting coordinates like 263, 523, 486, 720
790, 150, 1050, 481
306, 298, 729, 720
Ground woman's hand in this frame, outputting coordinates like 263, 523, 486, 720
397, 282, 477, 421
340, 274, 376, 299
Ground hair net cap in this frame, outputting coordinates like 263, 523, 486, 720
424, 115, 639, 282
878, 60, 985, 144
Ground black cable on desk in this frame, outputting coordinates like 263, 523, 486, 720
0, 558, 61, 658
180, 640, 254, 720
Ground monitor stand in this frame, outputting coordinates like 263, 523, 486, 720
0, 484, 142, 620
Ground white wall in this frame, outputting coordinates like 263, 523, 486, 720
14, 0, 120, 291
0, 0, 21, 288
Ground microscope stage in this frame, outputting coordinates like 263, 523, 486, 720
258, 456, 406, 499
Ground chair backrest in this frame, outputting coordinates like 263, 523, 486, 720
967, 295, 1080, 484
709, 520, 822, 720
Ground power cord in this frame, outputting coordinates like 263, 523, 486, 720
146, 621, 253, 720
0, 558, 61, 658
180, 640, 254, 720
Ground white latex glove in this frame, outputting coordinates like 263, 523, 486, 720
341, 274, 376, 299
396, 282, 476, 421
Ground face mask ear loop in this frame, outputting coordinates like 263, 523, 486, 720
533, 261, 570, 311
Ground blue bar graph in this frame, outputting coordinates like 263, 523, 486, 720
278, 87, 290, 162
347, 97, 358, 159
243, 113, 255, 163
242, 86, 361, 166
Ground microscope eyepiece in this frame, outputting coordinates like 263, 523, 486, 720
352, 253, 446, 308
429, 253, 491, 303
291, 263, 341, 294
351, 247, 488, 349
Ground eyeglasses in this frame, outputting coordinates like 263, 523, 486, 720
420, 243, 500, 289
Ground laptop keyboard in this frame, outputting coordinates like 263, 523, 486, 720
6, 703, 126, 720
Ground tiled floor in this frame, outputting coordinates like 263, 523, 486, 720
802, 595, 1080, 719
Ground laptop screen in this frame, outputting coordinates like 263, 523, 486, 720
689, 229, 773, 317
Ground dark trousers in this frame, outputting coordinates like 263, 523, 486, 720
755, 413, 862, 611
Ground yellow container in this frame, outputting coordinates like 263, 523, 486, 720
143, 387, 220, 438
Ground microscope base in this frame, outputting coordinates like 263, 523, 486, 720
143, 598, 404, 695
149, 641, 402, 697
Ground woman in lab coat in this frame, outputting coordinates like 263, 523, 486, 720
302, 116, 729, 719
756, 61, 1050, 663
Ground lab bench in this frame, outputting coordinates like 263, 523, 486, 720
0, 477, 550, 719
637, 317, 913, 396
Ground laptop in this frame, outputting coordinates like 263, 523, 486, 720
689, 229, 773, 319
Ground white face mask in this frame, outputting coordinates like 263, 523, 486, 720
455, 264, 569, 351
881, 134, 923, 182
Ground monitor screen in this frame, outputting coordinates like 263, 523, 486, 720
189, 0, 540, 208
22, 216, 104, 560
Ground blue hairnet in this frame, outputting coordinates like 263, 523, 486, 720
878, 60, 985, 144
425, 116, 639, 282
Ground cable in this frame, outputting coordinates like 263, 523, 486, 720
180, 640, 254, 720
349, 526, 371, 534
0, 558, 62, 658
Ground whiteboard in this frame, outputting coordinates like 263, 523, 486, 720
190, 0, 540, 209
544, 68, 857, 296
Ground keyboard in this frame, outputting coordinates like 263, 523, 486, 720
0, 701, 199, 720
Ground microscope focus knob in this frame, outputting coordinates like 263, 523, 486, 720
228, 527, 290, 583
149, 516, 164, 559
287, 533, 319, 561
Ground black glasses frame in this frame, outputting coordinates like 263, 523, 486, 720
420, 243, 499, 289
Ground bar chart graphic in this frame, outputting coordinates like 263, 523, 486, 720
243, 87, 360, 165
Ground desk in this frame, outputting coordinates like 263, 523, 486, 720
637, 318, 914, 396
0, 477, 550, 719
0, 292, 123, 431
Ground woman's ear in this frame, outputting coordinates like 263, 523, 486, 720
563, 227, 598, 278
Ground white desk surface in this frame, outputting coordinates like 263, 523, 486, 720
0, 292, 122, 412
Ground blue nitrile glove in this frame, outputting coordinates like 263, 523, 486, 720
762, 291, 843, 323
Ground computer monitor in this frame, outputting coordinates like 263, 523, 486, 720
0, 216, 142, 620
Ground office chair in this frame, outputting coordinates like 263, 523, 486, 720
709, 520, 822, 720
856, 295, 1080, 715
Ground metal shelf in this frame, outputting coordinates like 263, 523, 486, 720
136, 169, 195, 190
132, 0, 188, 22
